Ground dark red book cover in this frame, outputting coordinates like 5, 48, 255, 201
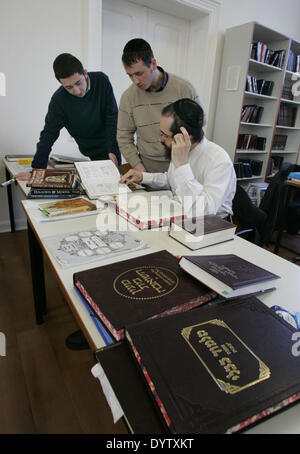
26, 169, 76, 188
126, 297, 300, 434
73, 250, 216, 341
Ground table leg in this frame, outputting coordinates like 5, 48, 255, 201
27, 221, 47, 324
5, 167, 15, 232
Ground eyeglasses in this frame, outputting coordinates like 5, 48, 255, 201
159, 130, 173, 139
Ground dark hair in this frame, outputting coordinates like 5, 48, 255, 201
162, 98, 204, 143
53, 53, 84, 80
122, 38, 154, 67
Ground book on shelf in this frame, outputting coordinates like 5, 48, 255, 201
237, 134, 266, 151
241, 105, 264, 123
237, 158, 263, 176
287, 49, 300, 73
116, 190, 185, 230
74, 160, 130, 199
73, 250, 217, 341
272, 134, 288, 150
251, 42, 285, 68
179, 254, 280, 298
234, 162, 253, 178
272, 155, 284, 172
38, 197, 97, 218
282, 85, 294, 101
125, 296, 300, 434
277, 104, 297, 127
245, 76, 274, 96
26, 168, 77, 189
169, 215, 236, 250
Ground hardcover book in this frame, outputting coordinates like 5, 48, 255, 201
73, 250, 216, 341
116, 190, 185, 230
26, 169, 77, 189
38, 197, 96, 218
169, 215, 236, 250
179, 254, 280, 298
125, 296, 300, 434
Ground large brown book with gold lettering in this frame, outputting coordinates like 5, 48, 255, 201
125, 297, 300, 434
73, 250, 216, 341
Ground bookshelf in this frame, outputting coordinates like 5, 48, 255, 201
213, 22, 300, 183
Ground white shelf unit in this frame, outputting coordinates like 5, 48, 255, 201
272, 39, 300, 171
213, 22, 300, 181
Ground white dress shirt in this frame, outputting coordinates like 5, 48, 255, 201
141, 137, 236, 218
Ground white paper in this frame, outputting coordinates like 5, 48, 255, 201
91, 363, 124, 424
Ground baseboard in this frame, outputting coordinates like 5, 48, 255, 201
0, 219, 27, 233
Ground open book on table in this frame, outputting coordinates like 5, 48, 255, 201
75, 160, 131, 199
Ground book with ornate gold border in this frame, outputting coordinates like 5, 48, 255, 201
73, 250, 216, 341
125, 297, 300, 434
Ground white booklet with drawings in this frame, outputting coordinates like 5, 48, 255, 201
42, 227, 149, 268
75, 160, 131, 199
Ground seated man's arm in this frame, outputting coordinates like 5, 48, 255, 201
173, 159, 236, 218
120, 168, 170, 189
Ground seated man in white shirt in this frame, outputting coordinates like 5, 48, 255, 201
120, 98, 236, 219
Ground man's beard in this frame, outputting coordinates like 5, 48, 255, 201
162, 142, 172, 159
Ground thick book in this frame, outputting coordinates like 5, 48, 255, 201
116, 190, 185, 230
125, 296, 300, 434
179, 254, 280, 298
169, 215, 236, 250
38, 197, 97, 218
26, 169, 77, 189
73, 250, 216, 341
75, 160, 130, 199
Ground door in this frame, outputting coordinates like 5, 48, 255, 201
101, 0, 190, 105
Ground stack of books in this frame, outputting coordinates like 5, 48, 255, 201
48, 154, 90, 169
74, 243, 300, 433
26, 168, 83, 199
241, 105, 264, 123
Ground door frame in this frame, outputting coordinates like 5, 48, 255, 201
81, 0, 221, 136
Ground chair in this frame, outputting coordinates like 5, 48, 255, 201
232, 184, 267, 246
259, 162, 300, 248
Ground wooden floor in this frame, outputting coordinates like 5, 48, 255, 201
0, 230, 128, 434
0, 229, 299, 434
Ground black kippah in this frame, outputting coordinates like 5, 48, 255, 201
173, 98, 203, 128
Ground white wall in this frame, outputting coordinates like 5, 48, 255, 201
208, 0, 300, 139
0, 0, 84, 231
